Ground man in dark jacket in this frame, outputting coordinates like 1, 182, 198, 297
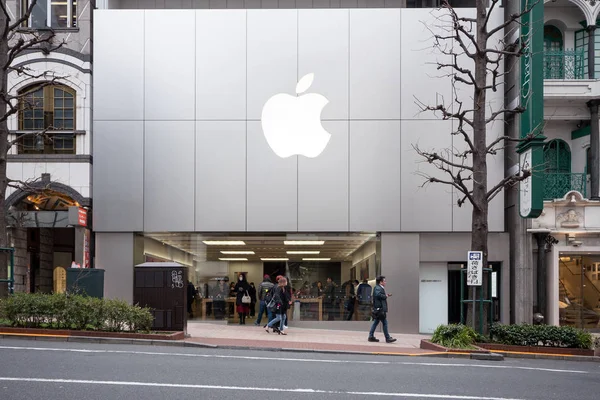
368, 276, 397, 343
254, 275, 275, 326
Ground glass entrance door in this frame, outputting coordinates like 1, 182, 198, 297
558, 254, 600, 331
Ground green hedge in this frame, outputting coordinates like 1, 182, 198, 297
431, 324, 482, 349
0, 293, 154, 333
489, 324, 593, 349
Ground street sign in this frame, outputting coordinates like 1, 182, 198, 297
467, 251, 483, 286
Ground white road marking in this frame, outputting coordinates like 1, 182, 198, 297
0, 345, 589, 375
0, 377, 528, 400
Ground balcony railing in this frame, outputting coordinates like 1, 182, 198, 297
543, 173, 587, 200
543, 49, 585, 80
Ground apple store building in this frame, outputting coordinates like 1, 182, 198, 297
92, 8, 511, 334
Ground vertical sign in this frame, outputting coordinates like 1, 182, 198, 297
518, 0, 545, 218
467, 251, 483, 286
82, 229, 90, 268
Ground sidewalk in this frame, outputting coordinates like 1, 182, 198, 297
186, 321, 435, 356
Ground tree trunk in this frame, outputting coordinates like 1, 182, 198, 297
469, 1, 490, 333
0, 10, 11, 297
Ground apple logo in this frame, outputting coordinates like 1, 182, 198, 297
261, 73, 331, 158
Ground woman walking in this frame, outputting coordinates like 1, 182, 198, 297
234, 273, 251, 325
265, 276, 291, 335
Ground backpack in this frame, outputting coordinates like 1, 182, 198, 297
264, 286, 275, 303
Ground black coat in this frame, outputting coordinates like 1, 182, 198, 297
234, 280, 251, 306
372, 284, 388, 312
249, 285, 257, 304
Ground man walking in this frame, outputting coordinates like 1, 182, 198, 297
254, 274, 274, 326
368, 276, 396, 343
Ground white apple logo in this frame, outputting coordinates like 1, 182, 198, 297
261, 73, 331, 158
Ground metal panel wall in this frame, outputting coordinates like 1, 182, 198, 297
93, 9, 505, 233
93, 121, 144, 232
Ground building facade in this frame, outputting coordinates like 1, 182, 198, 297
91, 3, 506, 334
519, 0, 600, 332
5, 1, 92, 293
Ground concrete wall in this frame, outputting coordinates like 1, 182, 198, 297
95, 233, 135, 303
93, 8, 506, 234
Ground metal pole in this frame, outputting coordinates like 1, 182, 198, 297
460, 270, 464, 324
472, 286, 476, 330
9, 249, 14, 295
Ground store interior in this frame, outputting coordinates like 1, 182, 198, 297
559, 254, 600, 331
134, 233, 380, 323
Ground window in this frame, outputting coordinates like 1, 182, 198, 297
18, 84, 76, 154
22, 0, 77, 29
543, 139, 571, 173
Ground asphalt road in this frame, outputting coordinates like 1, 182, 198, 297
0, 338, 598, 400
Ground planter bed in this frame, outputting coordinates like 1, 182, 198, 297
0, 326, 184, 341
420, 339, 490, 354
477, 343, 594, 357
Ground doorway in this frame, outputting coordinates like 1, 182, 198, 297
448, 262, 501, 325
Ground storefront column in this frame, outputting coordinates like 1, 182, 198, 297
95, 232, 135, 303
587, 99, 600, 199
380, 233, 420, 334
533, 232, 549, 320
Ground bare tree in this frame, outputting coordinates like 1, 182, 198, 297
0, 1, 66, 295
414, 0, 540, 331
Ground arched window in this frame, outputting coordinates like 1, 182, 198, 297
18, 84, 76, 154
544, 139, 571, 174
544, 25, 565, 79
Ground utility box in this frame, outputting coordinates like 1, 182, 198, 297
134, 262, 187, 331
66, 268, 105, 298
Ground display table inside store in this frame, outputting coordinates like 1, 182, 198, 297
290, 297, 323, 321
200, 298, 236, 320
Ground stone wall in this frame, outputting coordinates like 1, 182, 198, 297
10, 228, 28, 293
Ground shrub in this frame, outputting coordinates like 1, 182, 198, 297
431, 324, 481, 349
489, 324, 593, 349
0, 293, 154, 333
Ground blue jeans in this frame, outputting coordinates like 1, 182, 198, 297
255, 300, 273, 325
267, 312, 285, 331
369, 316, 390, 339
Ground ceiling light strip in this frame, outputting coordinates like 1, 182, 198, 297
286, 251, 320, 254
261, 258, 289, 261
284, 240, 325, 245
219, 258, 248, 261
303, 258, 331, 261
203, 241, 246, 245
220, 251, 255, 255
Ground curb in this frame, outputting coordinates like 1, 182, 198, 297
3, 333, 599, 362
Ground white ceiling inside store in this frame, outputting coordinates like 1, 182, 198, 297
143, 233, 377, 263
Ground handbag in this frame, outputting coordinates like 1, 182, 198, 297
242, 291, 251, 304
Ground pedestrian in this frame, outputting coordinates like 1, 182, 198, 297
344, 279, 358, 321
254, 274, 275, 326
187, 280, 196, 318
324, 277, 337, 320
368, 276, 396, 343
234, 273, 251, 325
265, 276, 291, 335
249, 282, 257, 318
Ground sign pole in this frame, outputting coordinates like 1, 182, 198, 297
472, 286, 476, 330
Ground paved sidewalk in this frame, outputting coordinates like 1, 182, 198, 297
186, 321, 434, 355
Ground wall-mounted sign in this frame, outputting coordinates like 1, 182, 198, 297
68, 206, 87, 227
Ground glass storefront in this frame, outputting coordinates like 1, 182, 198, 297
558, 254, 600, 331
135, 232, 379, 324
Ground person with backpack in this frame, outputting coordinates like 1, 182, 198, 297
265, 276, 291, 335
254, 274, 274, 326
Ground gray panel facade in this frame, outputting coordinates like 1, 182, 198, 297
195, 121, 247, 231
96, 232, 135, 303
93, 9, 505, 234
144, 121, 196, 231
349, 121, 401, 232
93, 121, 144, 232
